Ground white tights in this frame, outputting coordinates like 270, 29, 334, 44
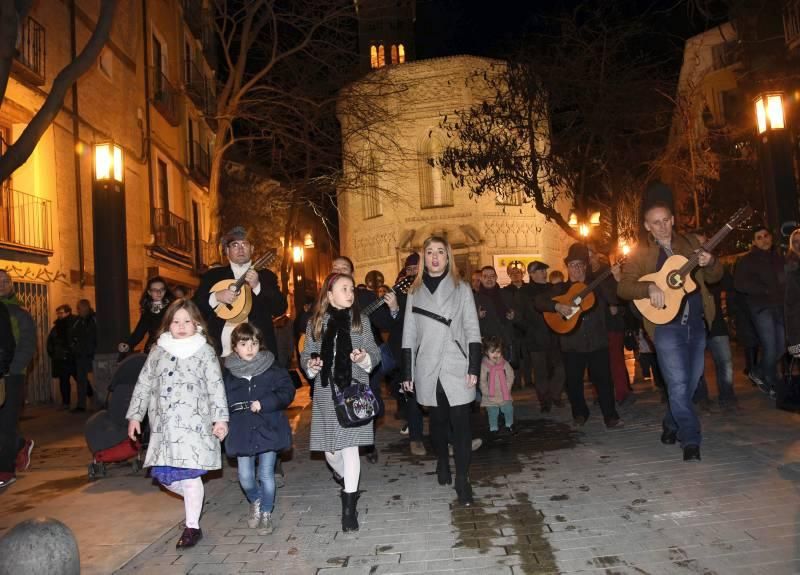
163, 477, 205, 529
325, 446, 360, 493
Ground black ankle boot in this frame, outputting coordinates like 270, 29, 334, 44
455, 476, 473, 506
436, 458, 452, 486
340, 490, 360, 532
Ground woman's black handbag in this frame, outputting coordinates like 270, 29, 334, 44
331, 380, 379, 427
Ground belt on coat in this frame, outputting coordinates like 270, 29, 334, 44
229, 401, 252, 413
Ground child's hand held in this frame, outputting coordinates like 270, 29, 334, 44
466, 374, 478, 388
212, 421, 228, 440
250, 400, 261, 413
350, 348, 366, 363
128, 420, 140, 442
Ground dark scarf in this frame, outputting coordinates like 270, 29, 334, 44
479, 284, 510, 317
224, 350, 275, 378
320, 307, 353, 389
422, 269, 447, 293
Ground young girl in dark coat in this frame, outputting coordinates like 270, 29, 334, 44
224, 323, 296, 534
119, 276, 174, 357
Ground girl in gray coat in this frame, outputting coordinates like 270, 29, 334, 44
127, 299, 229, 549
301, 272, 379, 532
401, 236, 482, 505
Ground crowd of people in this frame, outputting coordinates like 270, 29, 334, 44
1, 197, 799, 544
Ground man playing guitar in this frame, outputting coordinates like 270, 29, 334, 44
194, 226, 287, 357
617, 201, 721, 461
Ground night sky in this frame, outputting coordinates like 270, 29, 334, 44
414, 0, 726, 70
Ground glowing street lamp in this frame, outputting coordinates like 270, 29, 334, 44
93, 142, 124, 184
292, 245, 304, 263
569, 210, 601, 238
754, 93, 785, 134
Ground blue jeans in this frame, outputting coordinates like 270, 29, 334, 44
708, 335, 736, 404
237, 451, 278, 512
750, 306, 785, 393
486, 402, 514, 431
654, 323, 706, 447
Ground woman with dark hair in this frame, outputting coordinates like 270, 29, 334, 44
401, 236, 482, 506
118, 276, 174, 357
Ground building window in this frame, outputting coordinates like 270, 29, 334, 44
391, 44, 398, 65
419, 137, 453, 209
157, 158, 169, 210
378, 45, 385, 68
98, 48, 113, 79
363, 155, 382, 219
496, 191, 522, 206
370, 45, 378, 68
398, 44, 405, 64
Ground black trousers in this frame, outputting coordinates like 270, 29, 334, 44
429, 381, 471, 480
0, 374, 24, 473
57, 366, 76, 406
563, 349, 619, 424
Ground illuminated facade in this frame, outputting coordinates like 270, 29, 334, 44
1, 0, 220, 401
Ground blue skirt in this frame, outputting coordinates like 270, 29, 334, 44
151, 466, 207, 486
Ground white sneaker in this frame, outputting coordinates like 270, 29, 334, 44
400, 424, 409, 435
247, 499, 261, 529
259, 511, 274, 534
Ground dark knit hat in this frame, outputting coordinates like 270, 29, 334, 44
404, 252, 420, 268
221, 226, 248, 248
564, 243, 589, 265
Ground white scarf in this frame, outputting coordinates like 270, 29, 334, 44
157, 332, 207, 359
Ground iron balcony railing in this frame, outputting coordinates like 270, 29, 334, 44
182, 0, 205, 40
13, 15, 45, 85
150, 68, 181, 126
0, 185, 53, 254
786, 0, 800, 48
183, 59, 207, 110
196, 239, 218, 271
151, 207, 192, 254
188, 141, 210, 185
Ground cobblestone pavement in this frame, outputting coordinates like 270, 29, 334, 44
116, 369, 800, 575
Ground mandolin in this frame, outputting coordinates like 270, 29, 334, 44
543, 257, 626, 335
211, 251, 277, 323
633, 205, 752, 324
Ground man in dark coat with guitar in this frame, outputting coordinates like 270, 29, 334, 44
194, 226, 288, 357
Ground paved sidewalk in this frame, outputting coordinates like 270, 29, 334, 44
114, 369, 800, 575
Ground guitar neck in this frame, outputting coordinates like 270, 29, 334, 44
576, 267, 614, 300
231, 252, 275, 291
677, 224, 733, 277
363, 289, 393, 317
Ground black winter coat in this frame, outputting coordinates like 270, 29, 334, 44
734, 247, 786, 311
126, 307, 168, 352
0, 302, 14, 376
223, 365, 296, 457
71, 314, 97, 359
47, 315, 76, 375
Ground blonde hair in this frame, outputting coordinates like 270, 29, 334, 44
155, 298, 210, 343
410, 236, 461, 293
310, 273, 363, 340
790, 228, 800, 257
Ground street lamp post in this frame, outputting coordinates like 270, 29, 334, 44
92, 142, 130, 402
569, 210, 601, 240
753, 92, 799, 234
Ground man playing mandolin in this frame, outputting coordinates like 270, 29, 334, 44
617, 201, 722, 462
194, 226, 287, 357
535, 243, 622, 429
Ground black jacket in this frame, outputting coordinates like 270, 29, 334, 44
223, 362, 296, 457
126, 307, 168, 352
0, 302, 14, 376
535, 278, 616, 353
47, 315, 77, 375
521, 282, 559, 352
786, 267, 800, 348
194, 265, 288, 355
734, 247, 786, 310
71, 313, 97, 359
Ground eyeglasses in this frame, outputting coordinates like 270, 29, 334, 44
567, 262, 586, 269
228, 241, 250, 250
149, 287, 166, 293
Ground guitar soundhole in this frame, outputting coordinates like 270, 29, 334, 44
666, 271, 683, 289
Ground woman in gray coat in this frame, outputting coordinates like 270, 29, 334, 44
401, 236, 482, 505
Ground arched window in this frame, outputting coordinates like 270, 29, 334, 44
390, 45, 398, 65
370, 45, 378, 69
363, 154, 382, 219
418, 136, 453, 209
398, 44, 406, 64
378, 45, 385, 67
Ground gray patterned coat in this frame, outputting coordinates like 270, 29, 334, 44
301, 312, 379, 453
402, 274, 481, 407
126, 343, 229, 470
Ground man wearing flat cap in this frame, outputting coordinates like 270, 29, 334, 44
194, 226, 287, 357
535, 244, 622, 429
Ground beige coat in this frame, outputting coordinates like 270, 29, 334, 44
479, 359, 515, 407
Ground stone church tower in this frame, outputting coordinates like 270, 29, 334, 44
355, 0, 416, 72
338, 10, 569, 285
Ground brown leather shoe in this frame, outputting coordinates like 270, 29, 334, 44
176, 527, 203, 548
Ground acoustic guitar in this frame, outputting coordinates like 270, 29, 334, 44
543, 258, 626, 335
211, 251, 277, 323
633, 205, 752, 324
